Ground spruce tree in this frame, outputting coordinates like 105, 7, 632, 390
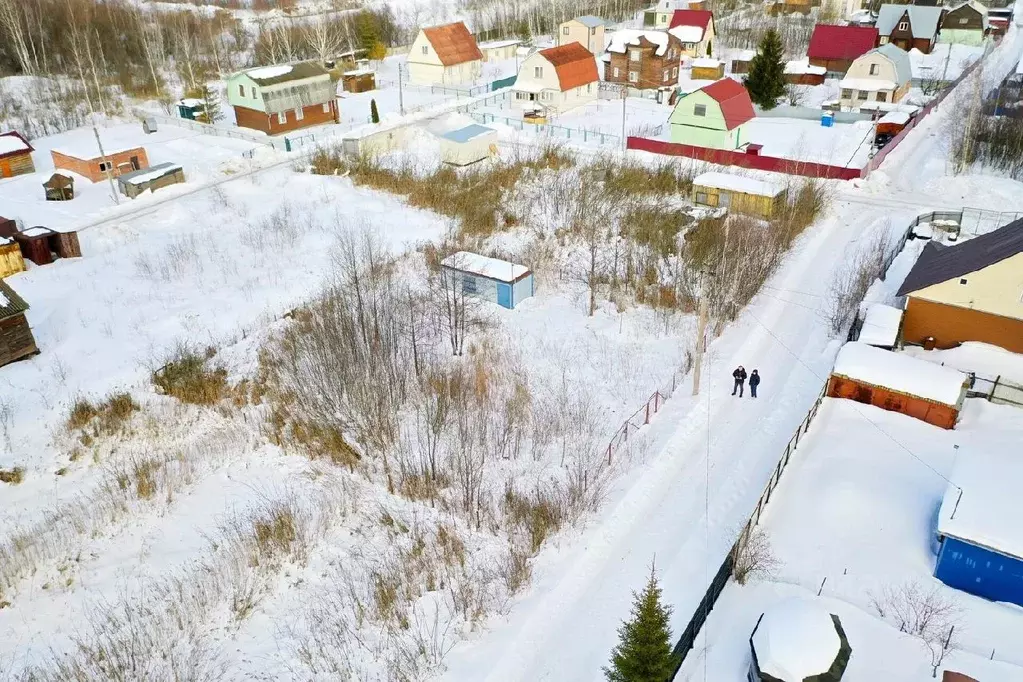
744, 29, 786, 110
199, 84, 223, 123
604, 563, 678, 682
370, 98, 380, 123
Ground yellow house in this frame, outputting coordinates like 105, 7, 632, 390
557, 16, 606, 54
512, 43, 600, 114
839, 44, 911, 109
896, 219, 1023, 353
692, 172, 787, 218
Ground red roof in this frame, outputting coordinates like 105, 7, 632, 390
539, 43, 599, 91
669, 9, 713, 35
700, 78, 755, 131
422, 22, 483, 66
807, 24, 879, 62
0, 131, 33, 160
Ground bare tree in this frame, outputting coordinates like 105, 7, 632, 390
824, 224, 891, 334
730, 525, 778, 585
303, 18, 344, 65
870, 581, 962, 677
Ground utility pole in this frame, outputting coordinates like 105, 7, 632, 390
621, 84, 627, 153
398, 62, 405, 115
692, 270, 712, 396
92, 119, 119, 205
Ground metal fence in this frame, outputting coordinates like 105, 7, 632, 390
131, 110, 288, 150
966, 374, 1023, 408
668, 383, 829, 674
467, 111, 622, 146
604, 364, 691, 466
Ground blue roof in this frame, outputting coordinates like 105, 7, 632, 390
439, 124, 494, 143
574, 15, 604, 27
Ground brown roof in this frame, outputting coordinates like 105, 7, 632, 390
422, 22, 483, 66
539, 43, 599, 91
244, 60, 330, 86
0, 280, 30, 321
0, 131, 34, 160
44, 173, 73, 188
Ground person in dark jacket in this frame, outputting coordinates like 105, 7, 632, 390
749, 369, 761, 398
732, 366, 747, 396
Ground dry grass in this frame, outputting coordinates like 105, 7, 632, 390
152, 345, 228, 405
66, 392, 139, 437
503, 485, 567, 555
0, 466, 25, 485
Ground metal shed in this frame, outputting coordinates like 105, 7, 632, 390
441, 252, 533, 309
0, 280, 38, 368
436, 123, 498, 166
827, 342, 968, 429
43, 173, 74, 201
117, 162, 186, 199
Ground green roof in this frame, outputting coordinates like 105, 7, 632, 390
0, 280, 29, 320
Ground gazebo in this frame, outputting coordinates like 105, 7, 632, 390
43, 173, 74, 201
749, 598, 852, 682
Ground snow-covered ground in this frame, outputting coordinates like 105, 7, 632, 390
911, 42, 988, 82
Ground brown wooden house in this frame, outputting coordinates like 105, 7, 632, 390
876, 4, 943, 53
51, 145, 149, 183
0, 280, 37, 369
43, 173, 74, 201
604, 29, 683, 90
13, 226, 81, 266
0, 131, 35, 178
341, 69, 376, 93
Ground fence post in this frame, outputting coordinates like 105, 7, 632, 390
991, 375, 1001, 402
655, 392, 660, 412
607, 442, 612, 466
644, 402, 650, 425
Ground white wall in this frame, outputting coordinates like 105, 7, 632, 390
512, 274, 534, 307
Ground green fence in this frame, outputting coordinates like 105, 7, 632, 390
490, 75, 517, 91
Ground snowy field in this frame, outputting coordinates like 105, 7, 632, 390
911, 43, 988, 82
742, 117, 875, 167
675, 397, 1023, 682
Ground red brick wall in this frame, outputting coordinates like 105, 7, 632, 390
51, 148, 149, 183
234, 100, 338, 135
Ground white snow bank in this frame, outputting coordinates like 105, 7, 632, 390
0, 134, 31, 156
785, 59, 826, 75
606, 29, 671, 57
246, 65, 294, 80
939, 445, 1023, 560
692, 57, 721, 68
833, 342, 967, 405
858, 303, 903, 348
878, 111, 911, 125
839, 77, 897, 91
903, 342, 1023, 385
694, 171, 785, 197
752, 598, 842, 681
441, 251, 529, 282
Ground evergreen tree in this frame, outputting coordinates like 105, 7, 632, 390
199, 83, 223, 123
370, 98, 379, 123
705, 40, 712, 57
744, 29, 786, 110
604, 563, 678, 682
367, 40, 387, 61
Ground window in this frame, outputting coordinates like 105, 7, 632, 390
98, 161, 111, 172
587, 83, 592, 93
462, 275, 478, 294
660, 14, 667, 22
251, 86, 256, 99
238, 84, 244, 97
422, 45, 429, 55
876, 91, 887, 102
869, 64, 879, 75
959, 17, 968, 24
563, 26, 570, 35
672, 66, 678, 78
591, 27, 597, 35
277, 111, 287, 124
857, 90, 868, 100
960, 277, 968, 285
534, 66, 543, 78
613, 67, 620, 78
898, 21, 908, 30
629, 49, 641, 61
322, 102, 331, 113
663, 69, 669, 82
694, 103, 706, 116
295, 106, 304, 121
695, 192, 709, 204
628, 70, 638, 82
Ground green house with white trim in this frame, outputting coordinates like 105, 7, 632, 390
669, 78, 755, 149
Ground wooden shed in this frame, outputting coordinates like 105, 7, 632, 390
731, 51, 754, 75
13, 226, 81, 266
43, 173, 74, 201
341, 69, 376, 93
0, 237, 26, 279
176, 98, 208, 121
692, 172, 788, 219
117, 162, 185, 199
0, 131, 35, 178
0, 216, 16, 239
691, 58, 725, 80
0, 280, 38, 368
827, 342, 969, 430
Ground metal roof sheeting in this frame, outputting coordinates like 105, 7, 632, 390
422, 22, 484, 66
0, 280, 29, 321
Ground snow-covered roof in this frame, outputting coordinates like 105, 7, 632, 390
752, 598, 844, 680
0, 132, 32, 157
858, 303, 903, 347
438, 124, 495, 143
833, 342, 968, 406
20, 226, 53, 238
939, 445, 1023, 560
858, 101, 920, 114
441, 251, 530, 282
479, 38, 522, 49
734, 49, 756, 61
693, 171, 785, 197
118, 162, 183, 186
785, 59, 826, 75
904, 342, 1023, 386
876, 4, 943, 40
878, 110, 911, 125
692, 57, 721, 67
668, 25, 705, 43
177, 98, 204, 107
247, 65, 293, 80
571, 15, 604, 28
606, 29, 673, 57
839, 77, 897, 91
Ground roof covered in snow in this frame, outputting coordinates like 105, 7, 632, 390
118, 162, 183, 186
785, 59, 826, 75
692, 57, 722, 67
939, 445, 1023, 560
606, 29, 675, 57
752, 598, 846, 681
833, 342, 968, 406
876, 4, 943, 40
858, 303, 903, 348
669, 25, 706, 43
479, 38, 522, 49
693, 171, 785, 197
237, 61, 330, 86
897, 219, 1023, 295
878, 110, 911, 125
569, 15, 604, 28
441, 251, 530, 282
0, 131, 33, 158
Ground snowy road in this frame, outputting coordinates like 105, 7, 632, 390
439, 19, 1023, 682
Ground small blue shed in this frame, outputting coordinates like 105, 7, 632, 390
934, 448, 1023, 607
440, 251, 533, 309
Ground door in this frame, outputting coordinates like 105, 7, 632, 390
130, 156, 140, 171
718, 192, 731, 209
497, 282, 512, 309
0, 161, 10, 178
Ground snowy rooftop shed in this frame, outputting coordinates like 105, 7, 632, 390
692, 172, 787, 219
828, 342, 968, 429
435, 123, 497, 166
856, 303, 903, 349
935, 446, 1023, 608
440, 252, 534, 309
749, 598, 852, 682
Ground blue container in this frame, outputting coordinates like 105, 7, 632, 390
821, 112, 834, 128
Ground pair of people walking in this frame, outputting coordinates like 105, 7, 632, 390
732, 366, 760, 398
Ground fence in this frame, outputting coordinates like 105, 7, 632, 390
467, 111, 622, 147
967, 374, 1023, 408
603, 365, 690, 467
668, 383, 829, 674
131, 110, 291, 151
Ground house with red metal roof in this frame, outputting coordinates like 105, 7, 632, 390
512, 43, 600, 114
668, 9, 716, 57
668, 78, 755, 149
807, 24, 880, 77
407, 22, 483, 85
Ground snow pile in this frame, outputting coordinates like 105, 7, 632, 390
752, 598, 842, 681
785, 59, 826, 75
857, 303, 903, 348
939, 445, 1023, 560
606, 29, 672, 56
691, 57, 721, 68
694, 171, 785, 197
0, 134, 30, 155
839, 77, 897, 92
669, 25, 705, 43
441, 251, 528, 282
0, 289, 8, 308
903, 342, 1023, 385
832, 342, 968, 405
246, 64, 294, 80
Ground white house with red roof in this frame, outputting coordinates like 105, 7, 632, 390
668, 9, 716, 57
668, 78, 755, 149
407, 22, 483, 85
512, 43, 600, 114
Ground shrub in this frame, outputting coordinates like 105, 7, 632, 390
503, 486, 566, 554
67, 398, 98, 431
0, 467, 25, 485
67, 392, 139, 436
152, 345, 228, 405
